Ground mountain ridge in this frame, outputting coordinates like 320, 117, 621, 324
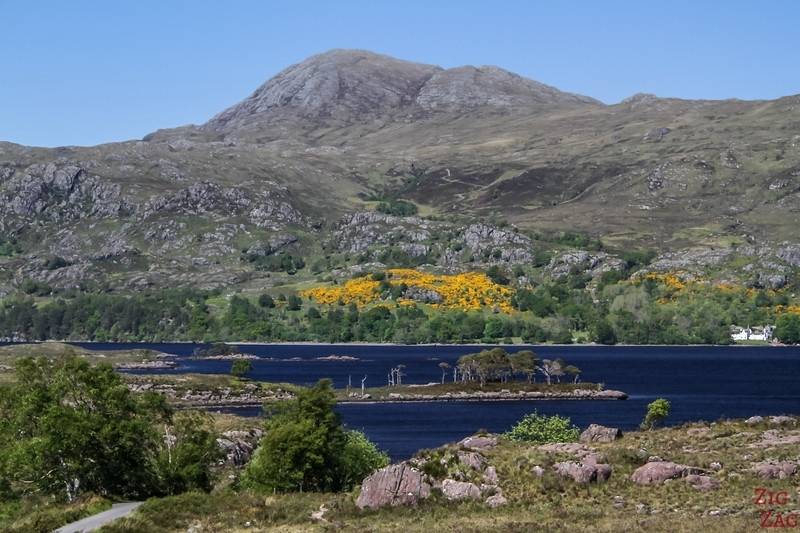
1, 49, 799, 296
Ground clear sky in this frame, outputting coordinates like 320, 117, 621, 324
2, 0, 798, 147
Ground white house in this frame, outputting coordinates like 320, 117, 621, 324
731, 325, 774, 342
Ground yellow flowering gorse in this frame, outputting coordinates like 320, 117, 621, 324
300, 268, 514, 313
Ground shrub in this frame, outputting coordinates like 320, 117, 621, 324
504, 412, 580, 444
230, 359, 253, 378
376, 199, 417, 216
338, 430, 389, 489
242, 380, 389, 493
641, 398, 671, 430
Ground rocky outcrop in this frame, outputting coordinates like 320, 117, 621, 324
217, 429, 264, 466
457, 434, 499, 451
0, 163, 130, 222
580, 424, 623, 443
140, 181, 303, 228
546, 251, 625, 280
440, 479, 482, 501
355, 463, 432, 509
751, 461, 798, 479
553, 461, 612, 484
630, 461, 705, 485
685, 474, 720, 491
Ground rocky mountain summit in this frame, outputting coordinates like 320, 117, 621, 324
1, 49, 800, 294
199, 50, 599, 140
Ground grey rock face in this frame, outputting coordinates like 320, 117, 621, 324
751, 461, 798, 479
417, 65, 598, 111
216, 429, 264, 466
630, 461, 705, 485
140, 181, 302, 228
685, 474, 720, 491
547, 251, 625, 279
206, 49, 441, 132
485, 492, 508, 508
553, 461, 612, 484
205, 49, 598, 135
643, 127, 671, 142
356, 462, 431, 509
580, 424, 623, 443
441, 479, 482, 501
457, 434, 499, 451
461, 223, 534, 264
1, 163, 129, 221
403, 286, 443, 304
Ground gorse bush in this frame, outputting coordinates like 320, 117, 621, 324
504, 412, 580, 444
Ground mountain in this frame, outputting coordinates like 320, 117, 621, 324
1, 49, 800, 295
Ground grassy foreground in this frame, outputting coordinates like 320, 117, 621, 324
56, 417, 798, 532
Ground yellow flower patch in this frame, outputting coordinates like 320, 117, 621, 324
299, 269, 514, 313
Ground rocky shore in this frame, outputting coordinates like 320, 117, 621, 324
341, 388, 628, 403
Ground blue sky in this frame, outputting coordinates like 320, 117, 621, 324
1, 0, 798, 147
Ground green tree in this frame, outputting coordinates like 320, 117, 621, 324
592, 318, 617, 345
0, 356, 219, 502
509, 350, 538, 383
641, 398, 671, 430
152, 411, 222, 495
230, 359, 253, 378
258, 293, 275, 308
504, 412, 580, 444
243, 379, 386, 493
776, 313, 800, 344
287, 295, 303, 311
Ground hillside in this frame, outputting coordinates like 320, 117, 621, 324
1, 49, 800, 298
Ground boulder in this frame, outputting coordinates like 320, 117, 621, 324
485, 493, 508, 508
745, 416, 765, 425
356, 463, 431, 509
554, 461, 612, 484
769, 416, 796, 426
685, 474, 720, 491
483, 466, 499, 485
580, 424, 623, 443
458, 434, 498, 451
441, 479, 482, 501
751, 461, 798, 479
631, 461, 703, 485
457, 451, 487, 471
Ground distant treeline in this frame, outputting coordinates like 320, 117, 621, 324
0, 271, 797, 344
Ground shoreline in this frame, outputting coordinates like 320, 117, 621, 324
3, 340, 785, 348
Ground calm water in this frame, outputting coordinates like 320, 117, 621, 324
28, 343, 800, 459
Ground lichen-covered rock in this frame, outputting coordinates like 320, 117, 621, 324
685, 474, 720, 491
483, 466, 499, 485
546, 251, 625, 279
751, 461, 798, 479
485, 492, 508, 508
580, 424, 623, 443
441, 479, 481, 501
458, 434, 498, 451
356, 463, 431, 509
554, 461, 612, 484
631, 461, 704, 485
457, 451, 486, 471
